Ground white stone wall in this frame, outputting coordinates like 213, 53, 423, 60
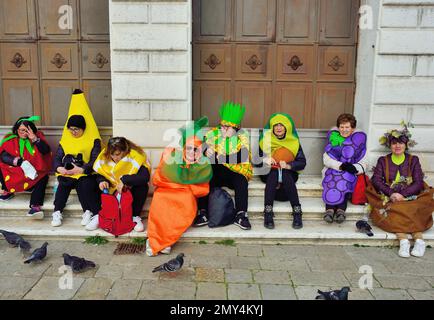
367, 0, 434, 175
109, 0, 191, 168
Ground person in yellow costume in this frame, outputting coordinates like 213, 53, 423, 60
258, 113, 306, 230
51, 89, 102, 228
194, 102, 253, 230
89, 137, 151, 232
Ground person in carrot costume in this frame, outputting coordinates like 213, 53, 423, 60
0, 116, 52, 219
146, 117, 212, 256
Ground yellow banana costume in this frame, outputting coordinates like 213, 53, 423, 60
93, 149, 151, 194
58, 90, 101, 180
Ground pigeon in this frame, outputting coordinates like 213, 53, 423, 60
63, 253, 96, 273
24, 242, 48, 264
315, 287, 351, 300
18, 239, 32, 253
356, 220, 374, 237
0, 229, 25, 246
152, 253, 185, 273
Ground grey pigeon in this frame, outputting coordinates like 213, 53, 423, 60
315, 287, 351, 300
152, 253, 185, 273
356, 220, 374, 237
24, 242, 48, 264
18, 239, 32, 253
0, 229, 25, 246
63, 253, 96, 273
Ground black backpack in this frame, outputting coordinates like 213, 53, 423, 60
208, 187, 236, 228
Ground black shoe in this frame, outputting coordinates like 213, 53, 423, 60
0, 192, 14, 201
234, 211, 251, 230
264, 205, 275, 229
193, 210, 209, 227
334, 209, 346, 224
292, 205, 303, 229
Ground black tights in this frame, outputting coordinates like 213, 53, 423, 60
325, 193, 352, 211
261, 169, 301, 208
198, 165, 248, 213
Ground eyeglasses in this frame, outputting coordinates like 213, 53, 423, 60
68, 127, 82, 133
185, 146, 199, 152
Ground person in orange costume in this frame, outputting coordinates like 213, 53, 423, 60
146, 117, 212, 256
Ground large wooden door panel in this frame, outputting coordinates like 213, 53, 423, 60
42, 80, 79, 125
83, 80, 113, 126
277, 0, 318, 44
193, 0, 232, 41
315, 83, 354, 128
275, 83, 313, 128
2, 80, 41, 124
0, 0, 37, 40
41, 43, 79, 79
1, 43, 39, 79
235, 0, 276, 42
235, 45, 274, 81
38, 0, 78, 40
82, 43, 111, 79
194, 44, 232, 80
276, 45, 315, 81
193, 81, 231, 127
235, 82, 273, 128
318, 46, 355, 82
320, 0, 359, 45
80, 0, 110, 41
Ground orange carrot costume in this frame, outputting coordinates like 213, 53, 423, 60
146, 117, 212, 255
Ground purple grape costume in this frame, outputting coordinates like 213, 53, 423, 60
322, 130, 367, 205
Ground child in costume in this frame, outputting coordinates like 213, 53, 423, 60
0, 116, 52, 219
259, 113, 306, 229
51, 89, 102, 228
146, 117, 212, 256
194, 102, 253, 230
91, 137, 151, 232
368, 123, 433, 258
322, 114, 367, 224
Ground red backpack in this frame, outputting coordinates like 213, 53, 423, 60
99, 190, 135, 236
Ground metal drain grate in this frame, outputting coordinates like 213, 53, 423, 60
114, 243, 145, 255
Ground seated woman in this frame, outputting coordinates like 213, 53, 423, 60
368, 124, 434, 258
146, 117, 212, 256
92, 137, 151, 232
0, 116, 52, 219
194, 102, 253, 230
258, 113, 306, 230
322, 114, 367, 224
52, 90, 102, 228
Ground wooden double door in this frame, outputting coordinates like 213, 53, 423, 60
0, 0, 112, 127
193, 0, 359, 129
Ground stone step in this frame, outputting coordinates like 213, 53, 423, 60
0, 194, 368, 221
0, 216, 433, 246
44, 175, 324, 196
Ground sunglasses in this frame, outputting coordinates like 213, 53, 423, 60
185, 146, 199, 152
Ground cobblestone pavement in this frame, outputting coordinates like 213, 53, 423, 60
0, 239, 433, 300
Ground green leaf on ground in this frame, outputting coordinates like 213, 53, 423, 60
215, 239, 236, 246
131, 238, 146, 245
84, 235, 109, 246
199, 240, 207, 245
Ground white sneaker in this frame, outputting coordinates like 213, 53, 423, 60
81, 210, 93, 226
146, 239, 156, 257
398, 239, 411, 258
51, 211, 63, 227
411, 239, 426, 257
85, 214, 99, 231
160, 246, 172, 255
133, 216, 145, 232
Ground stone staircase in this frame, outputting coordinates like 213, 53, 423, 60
1, 175, 433, 246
